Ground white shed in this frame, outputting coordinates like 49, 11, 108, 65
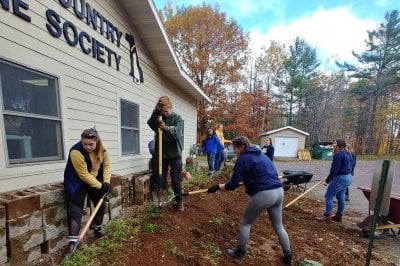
260, 126, 309, 159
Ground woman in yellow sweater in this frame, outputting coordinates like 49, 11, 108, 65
215, 124, 225, 171
63, 128, 112, 253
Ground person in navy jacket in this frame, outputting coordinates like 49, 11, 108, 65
317, 138, 355, 222
64, 128, 112, 253
207, 136, 292, 265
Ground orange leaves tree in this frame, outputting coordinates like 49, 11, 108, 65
159, 3, 249, 141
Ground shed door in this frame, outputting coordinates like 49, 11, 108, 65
275, 137, 298, 157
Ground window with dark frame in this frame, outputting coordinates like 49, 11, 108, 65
0, 59, 63, 164
120, 99, 139, 155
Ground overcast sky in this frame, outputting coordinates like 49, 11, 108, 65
153, 0, 398, 70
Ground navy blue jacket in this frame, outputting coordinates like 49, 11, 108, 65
225, 146, 282, 196
326, 150, 355, 183
202, 134, 223, 155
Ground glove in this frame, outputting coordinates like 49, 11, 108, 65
154, 101, 164, 116
207, 184, 220, 193
100, 182, 112, 195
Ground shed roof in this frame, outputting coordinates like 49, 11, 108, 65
118, 0, 211, 103
261, 126, 309, 136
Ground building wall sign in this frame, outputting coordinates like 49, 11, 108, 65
0, 0, 144, 84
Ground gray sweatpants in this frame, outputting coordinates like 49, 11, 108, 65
238, 187, 291, 255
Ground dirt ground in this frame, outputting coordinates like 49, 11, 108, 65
117, 159, 399, 266
40, 159, 399, 265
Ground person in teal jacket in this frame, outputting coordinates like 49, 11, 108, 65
147, 96, 185, 212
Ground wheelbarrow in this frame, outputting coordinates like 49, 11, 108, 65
357, 186, 400, 237
281, 170, 314, 192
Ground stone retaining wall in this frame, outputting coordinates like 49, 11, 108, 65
0, 171, 151, 265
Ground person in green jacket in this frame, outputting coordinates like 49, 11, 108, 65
147, 96, 184, 212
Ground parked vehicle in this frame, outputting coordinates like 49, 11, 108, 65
225, 145, 235, 161
225, 144, 260, 162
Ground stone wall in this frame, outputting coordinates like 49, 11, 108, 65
0, 171, 151, 265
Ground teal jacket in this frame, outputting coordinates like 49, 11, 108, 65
147, 110, 183, 160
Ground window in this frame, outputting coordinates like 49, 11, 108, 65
0, 59, 63, 164
120, 99, 139, 155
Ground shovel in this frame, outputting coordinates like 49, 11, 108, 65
153, 117, 166, 206
66, 192, 109, 259
284, 179, 325, 209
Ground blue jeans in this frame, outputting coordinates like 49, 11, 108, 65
324, 174, 352, 215
207, 153, 216, 172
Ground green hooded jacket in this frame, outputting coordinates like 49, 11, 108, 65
147, 110, 183, 160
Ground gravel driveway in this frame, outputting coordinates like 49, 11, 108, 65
274, 159, 400, 265
274, 159, 400, 218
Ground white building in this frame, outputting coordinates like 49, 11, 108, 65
0, 0, 210, 193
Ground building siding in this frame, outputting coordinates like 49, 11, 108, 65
0, 0, 199, 192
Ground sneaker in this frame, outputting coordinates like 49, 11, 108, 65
66, 241, 76, 254
226, 248, 246, 261
282, 252, 292, 265
177, 201, 184, 212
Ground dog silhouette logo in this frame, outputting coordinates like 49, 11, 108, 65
125, 33, 144, 84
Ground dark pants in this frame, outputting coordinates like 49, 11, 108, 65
67, 186, 105, 236
160, 157, 183, 202
215, 148, 225, 170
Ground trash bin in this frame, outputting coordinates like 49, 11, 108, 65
312, 142, 333, 160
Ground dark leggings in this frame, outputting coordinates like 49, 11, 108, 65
67, 186, 105, 237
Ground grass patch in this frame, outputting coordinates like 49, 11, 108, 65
208, 216, 223, 225
164, 239, 184, 259
62, 217, 142, 266
142, 223, 159, 233
198, 241, 221, 265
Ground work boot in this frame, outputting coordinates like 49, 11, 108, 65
282, 252, 292, 265
332, 213, 343, 222
226, 248, 246, 261
316, 213, 332, 222
176, 201, 184, 212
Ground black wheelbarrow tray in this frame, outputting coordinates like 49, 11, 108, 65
357, 186, 400, 237
281, 170, 314, 191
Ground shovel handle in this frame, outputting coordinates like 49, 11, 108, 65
284, 179, 325, 209
180, 188, 209, 197
78, 193, 108, 242
188, 188, 209, 195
